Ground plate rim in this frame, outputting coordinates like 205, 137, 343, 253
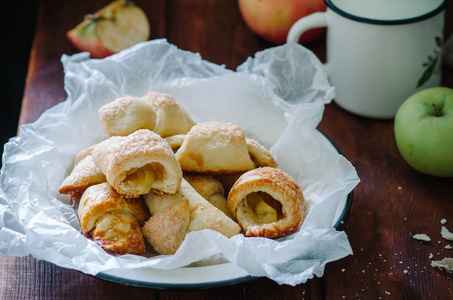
96, 129, 354, 289
96, 265, 254, 290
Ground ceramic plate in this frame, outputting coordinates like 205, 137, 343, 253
97, 129, 353, 289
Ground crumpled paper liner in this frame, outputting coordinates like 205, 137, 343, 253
0, 39, 359, 286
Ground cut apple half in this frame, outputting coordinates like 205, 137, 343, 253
67, 0, 150, 58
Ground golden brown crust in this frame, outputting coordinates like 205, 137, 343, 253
91, 214, 146, 255
99, 96, 156, 137
78, 182, 149, 255
245, 137, 278, 168
184, 173, 234, 219
164, 134, 186, 153
142, 200, 190, 255
183, 173, 224, 199
59, 145, 106, 198
92, 129, 182, 198
175, 122, 269, 174
99, 92, 195, 138
227, 167, 304, 238
144, 92, 196, 138
75, 144, 97, 164
144, 179, 241, 238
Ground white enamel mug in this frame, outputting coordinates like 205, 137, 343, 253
287, 0, 447, 119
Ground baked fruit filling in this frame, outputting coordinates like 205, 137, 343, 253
91, 213, 145, 255
241, 192, 283, 225
122, 164, 156, 194
93, 213, 133, 240
59, 91, 301, 255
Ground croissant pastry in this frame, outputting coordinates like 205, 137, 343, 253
92, 129, 182, 198
173, 122, 277, 174
78, 182, 149, 255
142, 199, 190, 255
184, 173, 234, 219
58, 145, 106, 198
245, 137, 278, 168
227, 167, 304, 238
146, 92, 196, 138
99, 92, 195, 138
144, 179, 241, 239
164, 134, 186, 153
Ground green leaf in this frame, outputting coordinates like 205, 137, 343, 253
435, 36, 442, 48
416, 56, 438, 88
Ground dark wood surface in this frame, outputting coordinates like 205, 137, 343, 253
2, 0, 453, 299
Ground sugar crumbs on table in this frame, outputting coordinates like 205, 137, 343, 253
441, 226, 453, 241
431, 257, 453, 273
441, 218, 447, 225
413, 233, 431, 242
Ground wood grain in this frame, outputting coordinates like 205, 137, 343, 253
3, 0, 453, 299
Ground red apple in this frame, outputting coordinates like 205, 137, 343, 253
238, 0, 326, 45
67, 0, 150, 59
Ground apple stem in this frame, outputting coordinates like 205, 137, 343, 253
84, 14, 99, 21
431, 103, 443, 117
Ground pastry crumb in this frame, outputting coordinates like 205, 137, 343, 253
413, 233, 431, 242
441, 226, 453, 241
429, 253, 433, 259
446, 245, 452, 250
440, 218, 447, 225
431, 257, 453, 273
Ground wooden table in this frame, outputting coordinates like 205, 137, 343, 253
2, 0, 453, 298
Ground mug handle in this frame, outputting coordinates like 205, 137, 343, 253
287, 12, 328, 71
286, 12, 327, 43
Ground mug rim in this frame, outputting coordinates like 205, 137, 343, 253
324, 0, 448, 25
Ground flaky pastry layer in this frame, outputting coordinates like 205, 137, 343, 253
92, 129, 182, 198
227, 167, 304, 238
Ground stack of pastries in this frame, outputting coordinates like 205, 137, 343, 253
59, 92, 306, 256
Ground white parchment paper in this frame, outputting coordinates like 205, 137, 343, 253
0, 39, 359, 286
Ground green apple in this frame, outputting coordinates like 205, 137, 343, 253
394, 87, 453, 177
